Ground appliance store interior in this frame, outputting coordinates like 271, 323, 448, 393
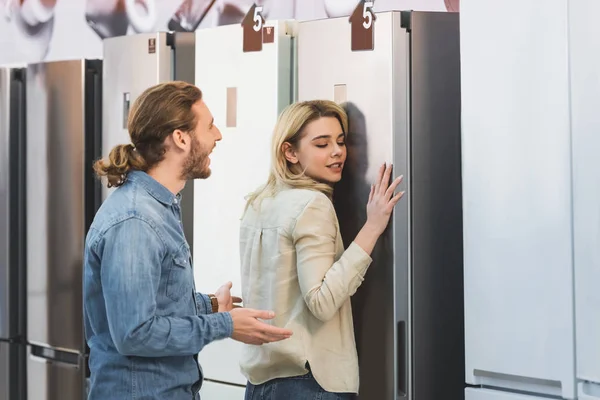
1, 0, 598, 399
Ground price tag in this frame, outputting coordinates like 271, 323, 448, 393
349, 0, 376, 51
242, 3, 266, 52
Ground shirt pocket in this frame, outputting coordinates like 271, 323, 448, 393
166, 245, 193, 302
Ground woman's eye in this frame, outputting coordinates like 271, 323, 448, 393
315, 144, 327, 148
337, 142, 346, 147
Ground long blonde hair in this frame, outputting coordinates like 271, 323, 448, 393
244, 100, 349, 211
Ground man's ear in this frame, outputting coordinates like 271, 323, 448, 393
171, 129, 189, 151
282, 142, 298, 164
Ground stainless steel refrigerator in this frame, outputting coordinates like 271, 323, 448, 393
25, 59, 102, 400
102, 32, 196, 254
0, 66, 27, 400
297, 11, 464, 400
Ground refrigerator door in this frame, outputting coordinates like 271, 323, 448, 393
570, 0, 600, 391
25, 60, 102, 354
0, 67, 26, 341
0, 341, 26, 400
193, 21, 295, 387
101, 32, 197, 254
101, 32, 174, 201
27, 345, 86, 400
403, 11, 464, 400
461, 1, 575, 398
297, 12, 406, 400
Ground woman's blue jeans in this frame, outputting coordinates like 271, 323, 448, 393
244, 366, 355, 400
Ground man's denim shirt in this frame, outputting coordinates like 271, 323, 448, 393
83, 170, 233, 400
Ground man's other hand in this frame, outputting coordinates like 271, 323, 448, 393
230, 308, 293, 345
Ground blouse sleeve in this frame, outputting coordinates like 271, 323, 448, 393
292, 193, 373, 322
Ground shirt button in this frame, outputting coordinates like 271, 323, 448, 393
173, 199, 178, 204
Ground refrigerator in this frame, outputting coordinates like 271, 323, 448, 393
297, 11, 464, 400
102, 32, 196, 254
24, 59, 102, 400
191, 20, 297, 399
461, 1, 600, 400
571, 2, 600, 400
0, 66, 27, 400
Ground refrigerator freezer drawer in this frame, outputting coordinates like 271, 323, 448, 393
200, 380, 245, 400
466, 388, 553, 400
27, 345, 86, 400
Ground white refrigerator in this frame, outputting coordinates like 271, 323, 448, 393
191, 20, 297, 399
461, 0, 600, 400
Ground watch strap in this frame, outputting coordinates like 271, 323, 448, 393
208, 294, 219, 313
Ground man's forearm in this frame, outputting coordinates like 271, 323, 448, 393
110, 312, 233, 357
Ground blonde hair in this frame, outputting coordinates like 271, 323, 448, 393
93, 81, 203, 188
244, 100, 348, 211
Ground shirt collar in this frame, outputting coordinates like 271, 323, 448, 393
126, 170, 182, 206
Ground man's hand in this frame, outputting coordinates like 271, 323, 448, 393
214, 281, 242, 312
230, 308, 293, 345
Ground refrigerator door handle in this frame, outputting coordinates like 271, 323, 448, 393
397, 320, 407, 397
30, 344, 80, 368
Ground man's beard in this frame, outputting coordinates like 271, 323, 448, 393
181, 136, 212, 180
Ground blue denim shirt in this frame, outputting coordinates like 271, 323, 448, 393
83, 170, 233, 400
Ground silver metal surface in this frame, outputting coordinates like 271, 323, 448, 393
391, 13, 412, 399
26, 60, 87, 352
299, 11, 463, 400
0, 68, 12, 340
0, 67, 26, 342
298, 12, 401, 400
403, 11, 464, 400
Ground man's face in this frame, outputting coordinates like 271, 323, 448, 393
181, 100, 222, 180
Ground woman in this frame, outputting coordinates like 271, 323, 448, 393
239, 100, 404, 399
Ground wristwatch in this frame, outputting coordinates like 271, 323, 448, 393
207, 294, 219, 313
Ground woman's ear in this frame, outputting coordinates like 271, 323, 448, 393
282, 142, 299, 164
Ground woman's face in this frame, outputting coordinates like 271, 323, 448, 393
284, 116, 347, 185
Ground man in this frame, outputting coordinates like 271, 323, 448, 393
83, 81, 293, 399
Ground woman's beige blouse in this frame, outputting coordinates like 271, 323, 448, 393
239, 187, 373, 393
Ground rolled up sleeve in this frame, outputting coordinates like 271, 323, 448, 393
292, 194, 372, 322
194, 292, 214, 315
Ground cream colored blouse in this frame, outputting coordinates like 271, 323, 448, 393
238, 187, 372, 394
